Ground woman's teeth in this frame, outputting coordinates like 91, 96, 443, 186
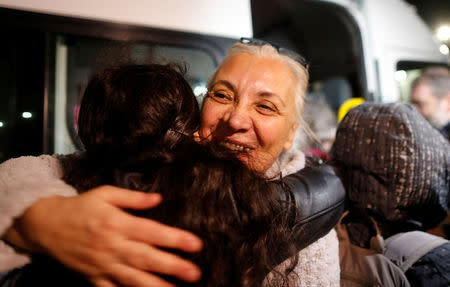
220, 141, 250, 152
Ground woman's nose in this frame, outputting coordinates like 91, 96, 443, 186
224, 106, 252, 132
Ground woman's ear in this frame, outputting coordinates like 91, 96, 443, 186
283, 123, 299, 151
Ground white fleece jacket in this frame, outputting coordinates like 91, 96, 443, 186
0, 155, 77, 271
0, 152, 340, 286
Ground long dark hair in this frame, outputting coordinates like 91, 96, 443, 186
59, 64, 299, 287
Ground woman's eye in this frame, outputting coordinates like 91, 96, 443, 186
209, 91, 232, 103
214, 93, 227, 99
259, 104, 272, 110
257, 103, 277, 114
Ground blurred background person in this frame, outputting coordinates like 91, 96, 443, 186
297, 94, 337, 163
410, 66, 450, 140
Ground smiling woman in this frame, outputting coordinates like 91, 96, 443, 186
198, 39, 340, 286
200, 44, 307, 172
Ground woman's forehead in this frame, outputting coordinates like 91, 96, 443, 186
218, 53, 290, 75
214, 53, 296, 93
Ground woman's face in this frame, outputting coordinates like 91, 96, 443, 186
199, 53, 299, 172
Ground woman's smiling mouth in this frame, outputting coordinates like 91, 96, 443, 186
219, 140, 252, 152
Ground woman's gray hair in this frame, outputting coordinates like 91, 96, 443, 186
206, 42, 309, 124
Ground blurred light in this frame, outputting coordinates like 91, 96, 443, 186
22, 112, 32, 119
193, 85, 208, 97
0, 121, 3, 127
439, 44, 449, 55
395, 70, 407, 81
436, 25, 450, 41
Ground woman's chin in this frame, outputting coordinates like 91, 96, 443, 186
236, 153, 272, 173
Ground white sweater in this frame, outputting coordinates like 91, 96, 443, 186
0, 155, 77, 271
0, 152, 340, 286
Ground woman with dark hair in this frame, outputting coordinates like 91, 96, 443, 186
1, 64, 300, 287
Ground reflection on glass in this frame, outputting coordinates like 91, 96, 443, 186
22, 112, 32, 119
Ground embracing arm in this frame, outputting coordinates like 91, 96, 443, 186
0, 155, 77, 271
0, 155, 203, 287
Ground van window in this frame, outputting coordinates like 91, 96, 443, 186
53, 35, 216, 154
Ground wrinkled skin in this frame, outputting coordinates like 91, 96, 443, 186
199, 53, 299, 172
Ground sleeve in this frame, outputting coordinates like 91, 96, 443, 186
263, 229, 340, 287
0, 155, 77, 272
291, 229, 340, 287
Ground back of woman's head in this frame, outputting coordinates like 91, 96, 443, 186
115, 142, 298, 287
63, 63, 199, 191
78, 63, 199, 158
25, 143, 299, 287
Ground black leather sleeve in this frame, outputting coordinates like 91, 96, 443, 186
272, 164, 346, 252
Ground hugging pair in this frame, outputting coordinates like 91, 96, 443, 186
1, 38, 344, 287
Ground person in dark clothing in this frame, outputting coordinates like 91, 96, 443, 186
333, 102, 450, 287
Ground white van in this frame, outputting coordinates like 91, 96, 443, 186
0, 0, 446, 160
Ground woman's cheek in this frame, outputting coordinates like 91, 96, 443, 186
200, 102, 222, 139
255, 119, 283, 146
